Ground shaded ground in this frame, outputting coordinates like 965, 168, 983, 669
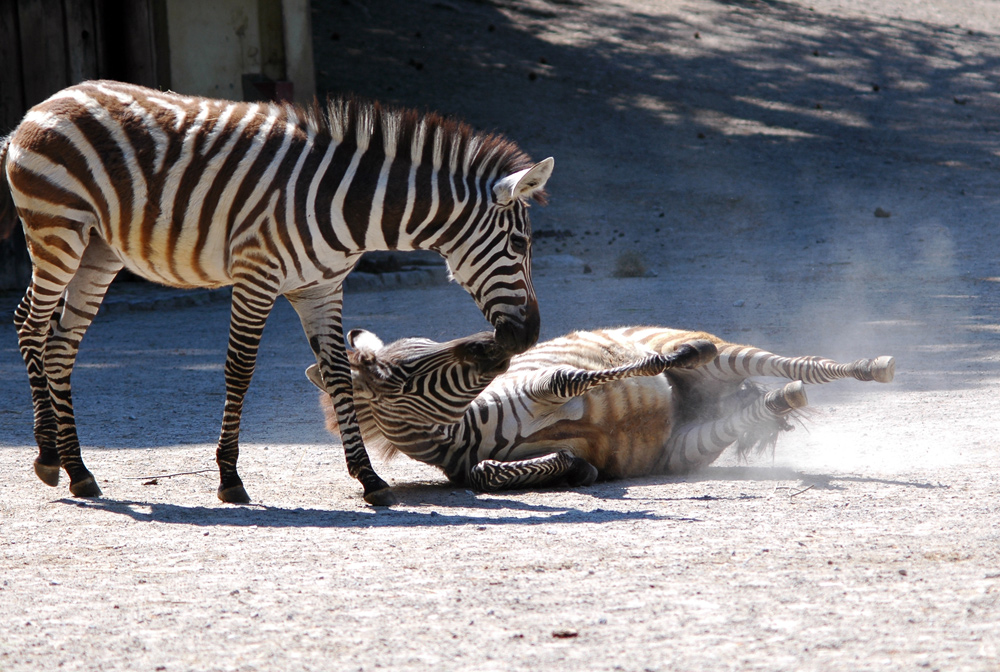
2, 0, 1000, 670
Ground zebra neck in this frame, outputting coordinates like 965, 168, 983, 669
377, 421, 464, 468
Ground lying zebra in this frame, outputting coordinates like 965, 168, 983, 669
306, 327, 895, 492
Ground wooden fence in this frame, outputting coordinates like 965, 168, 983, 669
0, 0, 167, 290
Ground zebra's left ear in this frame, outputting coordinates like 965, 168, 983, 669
347, 329, 384, 353
305, 364, 325, 391
493, 157, 554, 205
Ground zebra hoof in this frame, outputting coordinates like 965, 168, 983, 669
872, 356, 895, 383
33, 459, 61, 487
69, 477, 103, 498
566, 459, 598, 487
363, 487, 397, 507
218, 484, 251, 504
781, 380, 809, 409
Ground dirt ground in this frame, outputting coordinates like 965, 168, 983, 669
2, 0, 1000, 670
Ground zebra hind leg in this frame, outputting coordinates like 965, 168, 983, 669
709, 345, 895, 385
662, 380, 809, 473
14, 286, 60, 486
468, 451, 598, 492
16, 231, 120, 496
41, 240, 123, 496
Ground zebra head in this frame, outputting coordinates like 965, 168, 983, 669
438, 157, 553, 355
306, 329, 511, 439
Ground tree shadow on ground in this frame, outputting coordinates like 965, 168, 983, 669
313, 0, 1000, 193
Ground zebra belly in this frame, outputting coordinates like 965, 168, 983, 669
511, 376, 676, 479
96, 214, 232, 289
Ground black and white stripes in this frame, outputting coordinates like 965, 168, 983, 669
309, 326, 895, 491
2, 79, 552, 504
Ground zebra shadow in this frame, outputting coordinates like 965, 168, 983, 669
56, 490, 697, 529
582, 466, 948, 503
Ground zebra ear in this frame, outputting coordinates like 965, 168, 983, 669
305, 364, 325, 391
347, 329, 384, 353
493, 157, 554, 205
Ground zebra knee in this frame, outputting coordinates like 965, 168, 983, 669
469, 459, 507, 492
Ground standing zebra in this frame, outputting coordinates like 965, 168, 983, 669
0, 80, 552, 505
307, 327, 895, 491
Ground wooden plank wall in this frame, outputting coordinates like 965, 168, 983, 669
0, 0, 165, 291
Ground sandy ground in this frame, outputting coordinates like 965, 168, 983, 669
2, 0, 1000, 670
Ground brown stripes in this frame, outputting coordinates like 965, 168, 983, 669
379, 116, 416, 249
342, 106, 385, 248
313, 119, 356, 253
7, 163, 94, 219
191, 110, 268, 281
164, 103, 236, 278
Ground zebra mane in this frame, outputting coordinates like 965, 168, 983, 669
313, 96, 546, 203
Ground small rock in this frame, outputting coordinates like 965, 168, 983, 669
874, 207, 891, 218
552, 629, 579, 638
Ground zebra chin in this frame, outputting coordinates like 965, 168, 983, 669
492, 304, 541, 354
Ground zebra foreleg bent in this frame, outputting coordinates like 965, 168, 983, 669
529, 339, 717, 402
287, 286, 394, 506
468, 451, 598, 492
662, 380, 809, 473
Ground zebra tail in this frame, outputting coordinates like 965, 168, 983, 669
0, 134, 17, 241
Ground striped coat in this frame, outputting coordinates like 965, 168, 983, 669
1, 80, 552, 504
308, 327, 895, 491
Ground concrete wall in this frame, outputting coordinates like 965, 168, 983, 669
164, 0, 314, 103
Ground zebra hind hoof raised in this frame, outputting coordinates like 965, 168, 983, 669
218, 484, 252, 504
872, 356, 895, 383
69, 476, 103, 498
363, 486, 397, 507
34, 459, 61, 487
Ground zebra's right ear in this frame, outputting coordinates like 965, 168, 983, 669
493, 157, 554, 205
305, 364, 325, 391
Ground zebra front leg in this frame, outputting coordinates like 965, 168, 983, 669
662, 381, 809, 473
531, 339, 717, 402
468, 451, 598, 492
286, 286, 394, 506
216, 276, 278, 504
709, 345, 895, 385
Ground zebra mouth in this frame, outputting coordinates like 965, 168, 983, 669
456, 332, 512, 376
493, 304, 540, 354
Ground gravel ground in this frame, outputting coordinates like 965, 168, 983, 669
2, 0, 1000, 670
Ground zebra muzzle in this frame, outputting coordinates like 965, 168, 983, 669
493, 304, 541, 354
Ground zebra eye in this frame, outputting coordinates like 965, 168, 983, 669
510, 234, 528, 254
